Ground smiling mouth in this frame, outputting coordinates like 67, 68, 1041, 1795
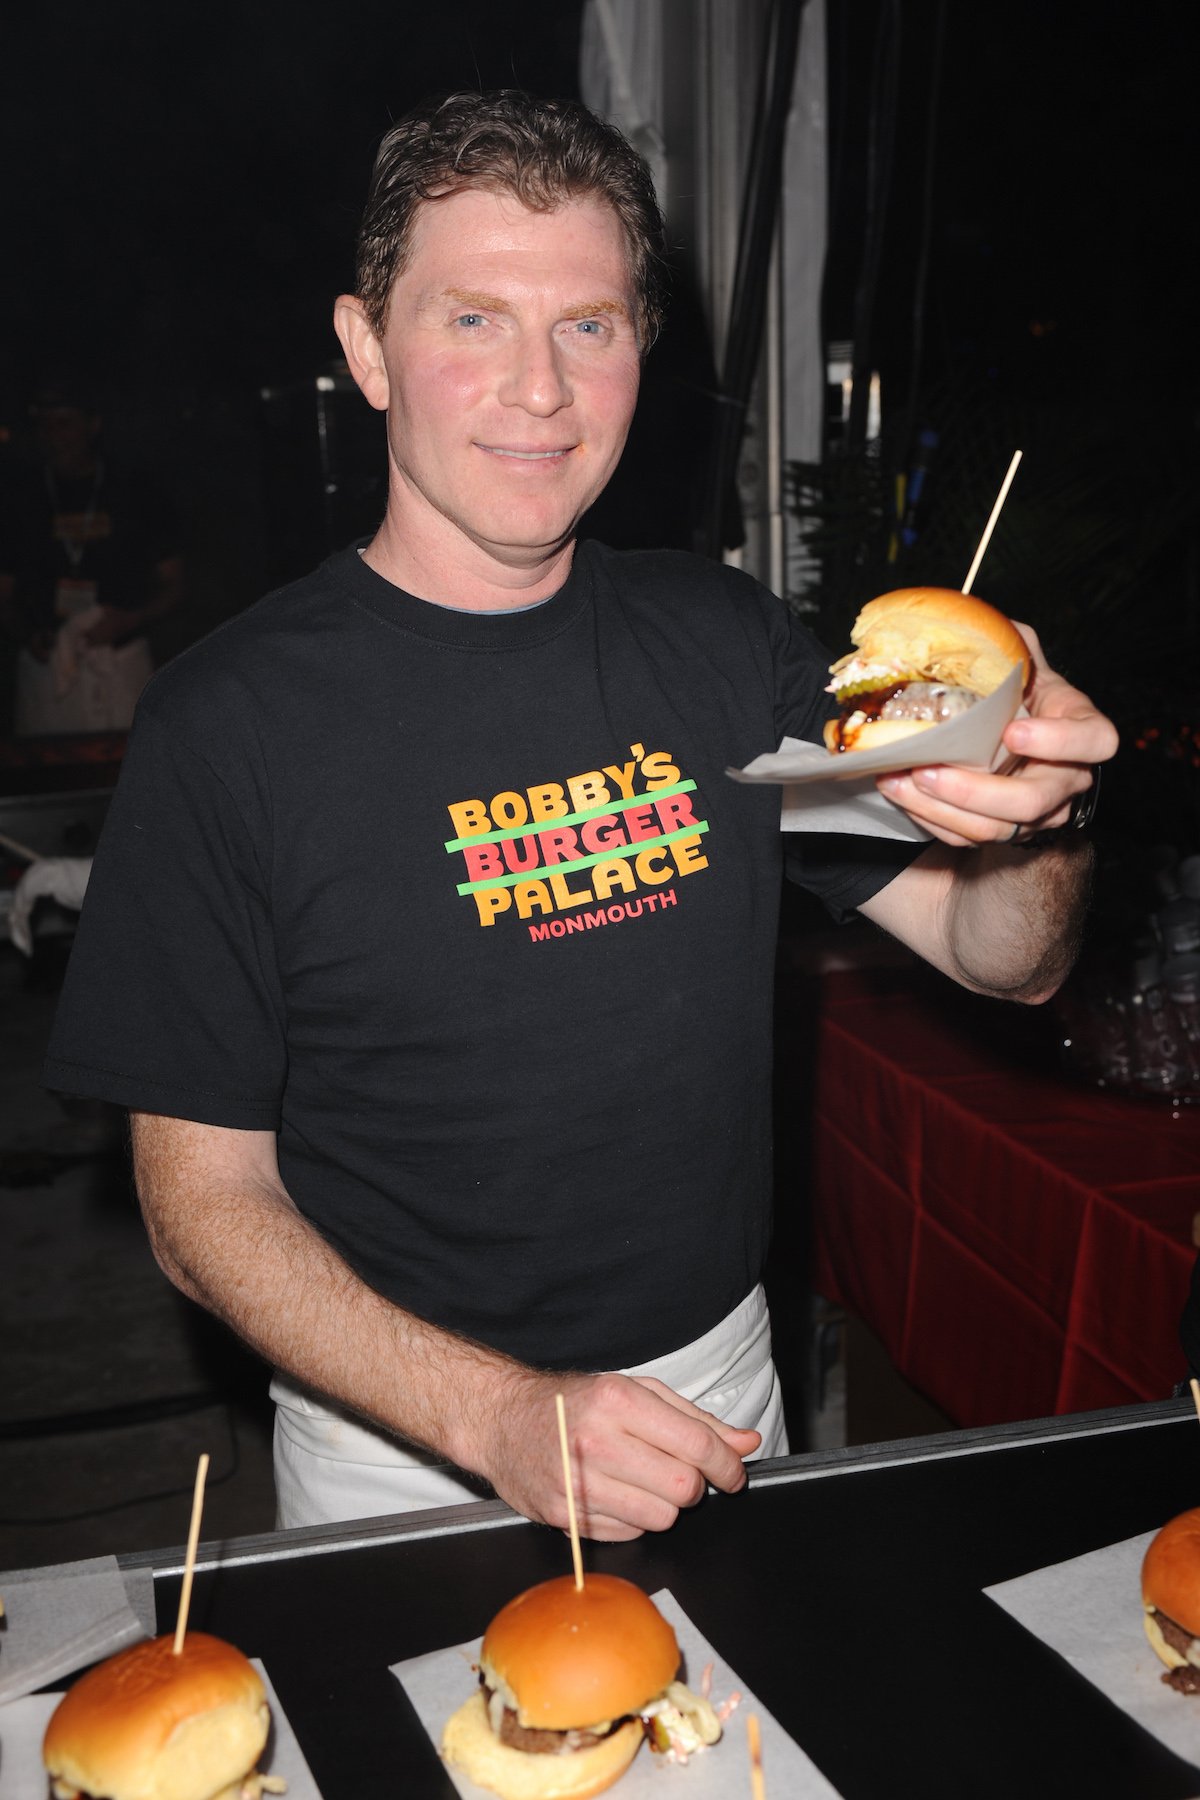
479, 445, 574, 460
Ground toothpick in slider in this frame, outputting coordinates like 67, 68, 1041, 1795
1189, 1378, 1200, 1425
554, 1393, 585, 1592
173, 1451, 210, 1654
747, 1712, 766, 1800
961, 449, 1023, 595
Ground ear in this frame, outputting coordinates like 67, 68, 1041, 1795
334, 296, 389, 411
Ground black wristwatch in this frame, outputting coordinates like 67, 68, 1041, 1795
1013, 764, 1102, 848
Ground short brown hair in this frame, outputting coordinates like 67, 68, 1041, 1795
355, 90, 666, 349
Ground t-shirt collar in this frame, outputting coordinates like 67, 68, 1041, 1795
330, 540, 595, 649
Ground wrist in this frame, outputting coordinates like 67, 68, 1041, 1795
428, 1333, 536, 1476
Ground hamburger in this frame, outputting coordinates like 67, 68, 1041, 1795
823, 586, 1031, 754
1142, 1507, 1200, 1693
441, 1573, 722, 1798
42, 1631, 285, 1799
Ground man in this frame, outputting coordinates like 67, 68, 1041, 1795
45, 92, 1116, 1541
0, 377, 183, 735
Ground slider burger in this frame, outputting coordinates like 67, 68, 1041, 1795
42, 1631, 285, 1800
1143, 1507, 1200, 1693
824, 586, 1031, 754
441, 1573, 722, 1798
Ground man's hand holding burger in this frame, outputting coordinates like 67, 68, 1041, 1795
831, 589, 1119, 1005
471, 1367, 760, 1542
875, 620, 1117, 849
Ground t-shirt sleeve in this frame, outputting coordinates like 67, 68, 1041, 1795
771, 598, 924, 920
43, 707, 286, 1127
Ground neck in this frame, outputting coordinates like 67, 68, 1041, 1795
363, 514, 577, 613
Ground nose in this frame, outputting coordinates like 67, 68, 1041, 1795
498, 330, 572, 416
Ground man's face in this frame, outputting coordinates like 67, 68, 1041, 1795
33, 406, 99, 474
363, 187, 643, 575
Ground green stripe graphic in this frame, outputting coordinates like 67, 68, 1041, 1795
444, 780, 696, 852
455, 821, 709, 896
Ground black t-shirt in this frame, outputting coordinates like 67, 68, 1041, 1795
45, 541, 915, 1368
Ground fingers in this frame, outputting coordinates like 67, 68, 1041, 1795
527, 1373, 759, 1536
571, 1444, 708, 1536
868, 637, 1116, 847
626, 1375, 761, 1469
879, 760, 1094, 847
631, 1376, 761, 1441
485, 1369, 760, 1542
592, 1373, 753, 1493
1006, 709, 1119, 765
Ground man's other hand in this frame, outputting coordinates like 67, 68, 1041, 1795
477, 1368, 761, 1541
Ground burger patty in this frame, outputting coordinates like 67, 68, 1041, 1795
1155, 1609, 1195, 1658
827, 679, 978, 752
497, 1711, 613, 1753
877, 681, 977, 724
1152, 1609, 1200, 1691
483, 1682, 628, 1754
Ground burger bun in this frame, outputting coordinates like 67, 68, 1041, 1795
442, 1575, 681, 1800
442, 1693, 645, 1800
847, 587, 1031, 696
480, 1574, 679, 1731
1143, 1507, 1200, 1667
42, 1632, 269, 1800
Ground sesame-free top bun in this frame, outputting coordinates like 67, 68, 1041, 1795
1143, 1508, 1200, 1666
480, 1574, 679, 1732
850, 587, 1031, 696
43, 1632, 269, 1800
442, 1693, 645, 1800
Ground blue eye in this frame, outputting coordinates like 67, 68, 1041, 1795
574, 319, 602, 335
456, 313, 485, 328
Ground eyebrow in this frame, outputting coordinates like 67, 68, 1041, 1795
440, 287, 630, 322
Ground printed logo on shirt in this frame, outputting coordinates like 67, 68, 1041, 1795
52, 509, 113, 543
445, 743, 710, 938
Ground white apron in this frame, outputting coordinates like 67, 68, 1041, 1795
271, 1283, 786, 1528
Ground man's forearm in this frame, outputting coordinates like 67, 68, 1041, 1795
936, 835, 1093, 1000
861, 834, 1093, 1004
131, 1113, 521, 1478
130, 1113, 760, 1540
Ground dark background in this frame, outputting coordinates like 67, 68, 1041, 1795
821, 1, 1198, 859
0, 2, 584, 401
1, 0, 1196, 840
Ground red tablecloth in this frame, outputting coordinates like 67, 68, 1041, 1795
809, 967, 1200, 1425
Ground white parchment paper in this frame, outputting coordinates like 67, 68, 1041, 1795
394, 1588, 841, 1798
0, 1659, 322, 1796
0, 1557, 155, 1705
728, 662, 1025, 839
986, 1529, 1200, 1770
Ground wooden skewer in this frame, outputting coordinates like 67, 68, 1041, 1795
0, 828, 40, 864
1189, 1378, 1200, 1425
173, 1452, 210, 1654
961, 450, 1023, 595
555, 1393, 585, 1592
747, 1712, 766, 1800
